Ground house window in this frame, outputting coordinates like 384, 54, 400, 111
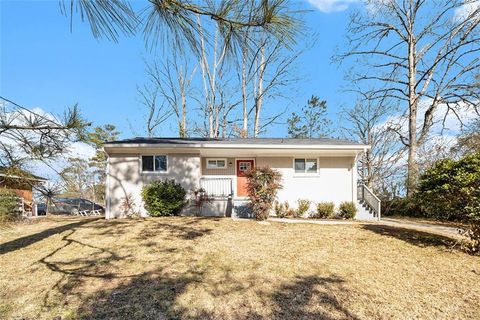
294, 158, 318, 174
206, 158, 227, 169
142, 155, 167, 172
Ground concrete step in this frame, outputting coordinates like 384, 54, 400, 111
356, 200, 378, 221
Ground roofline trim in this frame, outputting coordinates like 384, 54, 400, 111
104, 142, 370, 151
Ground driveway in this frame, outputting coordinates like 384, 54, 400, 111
377, 217, 464, 239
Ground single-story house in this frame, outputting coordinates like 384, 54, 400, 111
103, 137, 381, 220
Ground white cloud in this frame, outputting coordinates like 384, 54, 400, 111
306, 0, 358, 13
68, 141, 96, 159
1, 105, 96, 181
454, 1, 480, 21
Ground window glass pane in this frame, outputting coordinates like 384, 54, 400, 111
217, 160, 225, 167
155, 155, 167, 172
294, 159, 305, 173
142, 156, 154, 172
207, 160, 216, 167
306, 159, 317, 173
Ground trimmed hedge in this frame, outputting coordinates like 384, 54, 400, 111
338, 201, 357, 219
314, 202, 335, 219
141, 180, 186, 216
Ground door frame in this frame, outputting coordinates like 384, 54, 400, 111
234, 158, 255, 198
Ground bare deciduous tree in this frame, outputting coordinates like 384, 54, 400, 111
145, 51, 197, 137
342, 96, 405, 198
337, 0, 480, 194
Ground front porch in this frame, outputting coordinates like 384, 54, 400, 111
182, 176, 253, 218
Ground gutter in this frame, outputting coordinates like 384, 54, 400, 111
103, 143, 371, 152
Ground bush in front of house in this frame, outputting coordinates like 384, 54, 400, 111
295, 199, 311, 218
274, 201, 287, 218
141, 180, 187, 217
245, 167, 283, 221
338, 201, 357, 219
313, 201, 335, 219
0, 189, 21, 224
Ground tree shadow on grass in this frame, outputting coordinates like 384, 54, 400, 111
137, 219, 213, 241
76, 270, 209, 320
268, 275, 361, 320
75, 272, 361, 320
0, 218, 99, 255
362, 224, 456, 249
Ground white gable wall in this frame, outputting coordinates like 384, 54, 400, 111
106, 153, 201, 219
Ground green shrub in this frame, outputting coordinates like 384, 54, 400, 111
338, 201, 357, 219
295, 199, 311, 217
245, 167, 283, 220
0, 190, 21, 224
414, 152, 480, 254
274, 201, 286, 218
141, 180, 186, 217
314, 202, 335, 219
416, 152, 480, 221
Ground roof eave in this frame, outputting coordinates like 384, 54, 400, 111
103, 143, 370, 153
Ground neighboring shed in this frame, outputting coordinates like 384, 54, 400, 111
0, 167, 46, 215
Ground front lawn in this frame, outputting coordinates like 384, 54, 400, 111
1, 217, 479, 319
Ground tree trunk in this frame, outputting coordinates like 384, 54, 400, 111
407, 32, 418, 196
241, 36, 248, 137
180, 87, 187, 138
254, 42, 266, 138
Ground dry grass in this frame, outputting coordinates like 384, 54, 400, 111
1, 216, 479, 320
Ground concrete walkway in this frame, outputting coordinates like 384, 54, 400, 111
268, 217, 357, 225
378, 218, 464, 239
263, 217, 464, 240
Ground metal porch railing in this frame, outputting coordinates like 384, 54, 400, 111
199, 177, 233, 198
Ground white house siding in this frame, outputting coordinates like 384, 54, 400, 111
256, 157, 355, 211
106, 154, 142, 219
106, 153, 201, 218
106, 153, 356, 218
201, 157, 236, 175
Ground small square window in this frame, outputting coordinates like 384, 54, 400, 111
142, 155, 167, 172
239, 162, 251, 172
294, 158, 318, 174
155, 155, 167, 172
142, 156, 154, 172
294, 159, 306, 173
306, 159, 317, 173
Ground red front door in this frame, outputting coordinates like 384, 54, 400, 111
236, 160, 254, 197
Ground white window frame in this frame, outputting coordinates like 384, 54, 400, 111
206, 158, 227, 169
293, 157, 319, 176
140, 155, 168, 174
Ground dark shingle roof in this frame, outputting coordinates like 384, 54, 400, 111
105, 137, 364, 146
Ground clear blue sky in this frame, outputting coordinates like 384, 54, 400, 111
1, 0, 359, 138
